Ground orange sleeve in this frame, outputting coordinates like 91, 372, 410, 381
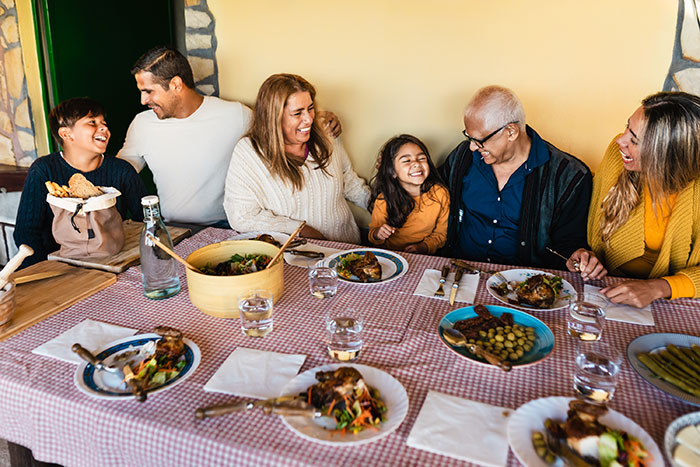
664, 273, 696, 300
421, 186, 451, 254
368, 197, 388, 246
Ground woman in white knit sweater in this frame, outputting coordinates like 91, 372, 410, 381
224, 74, 370, 243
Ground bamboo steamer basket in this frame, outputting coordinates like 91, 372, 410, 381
185, 240, 284, 318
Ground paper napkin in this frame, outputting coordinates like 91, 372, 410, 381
584, 285, 654, 326
203, 348, 306, 399
413, 269, 479, 304
32, 319, 138, 364
407, 390, 512, 467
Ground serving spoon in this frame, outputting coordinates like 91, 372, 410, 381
443, 328, 512, 372
145, 231, 199, 273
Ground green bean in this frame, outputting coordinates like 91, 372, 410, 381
648, 353, 700, 387
668, 345, 700, 375
692, 344, 700, 361
659, 349, 700, 380
638, 353, 700, 397
681, 347, 700, 366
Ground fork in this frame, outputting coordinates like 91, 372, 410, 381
493, 271, 515, 292
434, 265, 451, 296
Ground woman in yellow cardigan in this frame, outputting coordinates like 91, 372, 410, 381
569, 91, 700, 308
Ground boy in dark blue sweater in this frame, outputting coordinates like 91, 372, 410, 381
14, 98, 146, 268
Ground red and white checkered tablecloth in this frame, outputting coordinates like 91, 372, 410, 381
0, 227, 694, 466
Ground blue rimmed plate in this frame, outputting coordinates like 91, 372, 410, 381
628, 333, 700, 407
324, 248, 408, 284
74, 333, 200, 400
438, 304, 555, 368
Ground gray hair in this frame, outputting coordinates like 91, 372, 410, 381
464, 85, 526, 131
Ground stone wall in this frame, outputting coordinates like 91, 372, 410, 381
184, 0, 219, 97
664, 0, 700, 94
0, 0, 36, 167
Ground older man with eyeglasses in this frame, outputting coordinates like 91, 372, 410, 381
438, 85, 594, 269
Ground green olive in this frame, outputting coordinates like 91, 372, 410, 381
504, 340, 514, 348
495, 334, 504, 342
517, 338, 526, 346
507, 333, 516, 341
479, 330, 487, 338
509, 352, 518, 361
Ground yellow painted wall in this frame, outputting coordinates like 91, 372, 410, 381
211, 0, 675, 179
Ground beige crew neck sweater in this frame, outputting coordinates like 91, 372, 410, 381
224, 137, 370, 243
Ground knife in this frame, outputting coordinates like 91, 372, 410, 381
13, 271, 66, 284
449, 267, 464, 305
195, 394, 306, 419
287, 249, 325, 259
450, 259, 480, 274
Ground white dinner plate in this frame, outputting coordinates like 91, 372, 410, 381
627, 333, 700, 407
228, 231, 290, 245
507, 396, 663, 467
227, 231, 338, 267
279, 363, 409, 445
74, 333, 200, 400
486, 268, 576, 311
323, 248, 408, 284
665, 411, 700, 467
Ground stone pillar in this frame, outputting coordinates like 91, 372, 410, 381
0, 0, 37, 166
184, 0, 219, 97
664, 0, 700, 95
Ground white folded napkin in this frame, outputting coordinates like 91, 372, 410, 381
413, 269, 479, 304
203, 348, 306, 399
32, 319, 138, 364
284, 244, 343, 268
584, 285, 654, 326
407, 390, 512, 466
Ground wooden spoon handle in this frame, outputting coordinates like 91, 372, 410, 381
0, 245, 34, 289
145, 232, 198, 273
269, 221, 306, 266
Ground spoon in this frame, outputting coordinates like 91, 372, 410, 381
443, 328, 512, 372
145, 231, 199, 273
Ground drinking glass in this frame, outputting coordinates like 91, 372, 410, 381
308, 266, 338, 298
325, 308, 363, 361
573, 341, 622, 405
238, 290, 273, 337
568, 292, 607, 341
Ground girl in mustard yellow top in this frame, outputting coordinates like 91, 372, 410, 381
569, 92, 700, 308
369, 134, 450, 254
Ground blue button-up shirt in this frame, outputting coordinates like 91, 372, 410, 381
457, 126, 549, 263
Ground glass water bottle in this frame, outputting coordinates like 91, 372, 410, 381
139, 195, 180, 299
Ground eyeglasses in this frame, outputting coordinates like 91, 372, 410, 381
462, 121, 519, 149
